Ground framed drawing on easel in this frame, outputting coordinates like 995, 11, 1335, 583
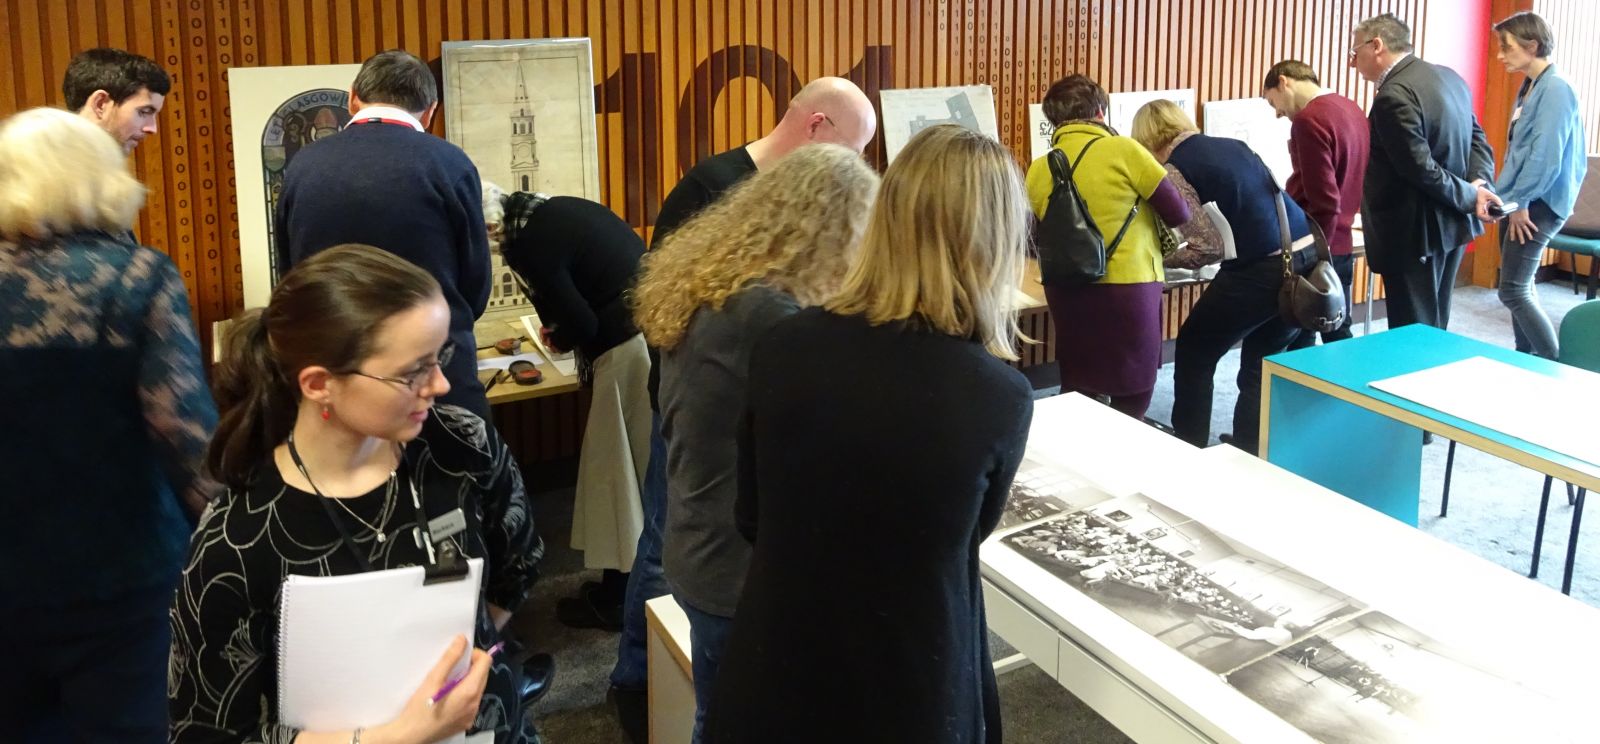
441, 38, 600, 339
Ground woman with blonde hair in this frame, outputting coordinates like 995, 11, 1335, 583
0, 107, 217, 739
1131, 99, 1316, 452
702, 125, 1034, 744
633, 142, 878, 740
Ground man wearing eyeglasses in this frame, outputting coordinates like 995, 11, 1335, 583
1349, 13, 1498, 330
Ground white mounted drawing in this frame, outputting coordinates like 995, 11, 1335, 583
442, 38, 600, 326
879, 85, 1000, 162
1028, 103, 1054, 162
1203, 98, 1294, 188
1106, 88, 1196, 139
228, 64, 361, 308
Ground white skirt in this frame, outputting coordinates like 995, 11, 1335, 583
570, 333, 652, 570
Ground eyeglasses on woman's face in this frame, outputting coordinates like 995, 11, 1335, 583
345, 341, 456, 393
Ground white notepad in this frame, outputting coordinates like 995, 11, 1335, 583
278, 558, 483, 740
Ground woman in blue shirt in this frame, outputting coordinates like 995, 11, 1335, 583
1492, 11, 1587, 359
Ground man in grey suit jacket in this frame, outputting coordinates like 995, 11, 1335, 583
1352, 13, 1499, 329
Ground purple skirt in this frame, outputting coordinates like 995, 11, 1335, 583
1044, 281, 1164, 396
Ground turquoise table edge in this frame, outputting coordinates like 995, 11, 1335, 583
1268, 325, 1597, 474
1261, 325, 1599, 525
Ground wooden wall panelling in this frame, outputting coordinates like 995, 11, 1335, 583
2, 0, 1458, 374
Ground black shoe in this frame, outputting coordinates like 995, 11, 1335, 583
557, 585, 624, 631
518, 653, 555, 706
1423, 431, 1435, 445
608, 685, 649, 744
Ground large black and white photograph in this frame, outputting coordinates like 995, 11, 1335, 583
1227, 610, 1580, 744
996, 455, 1116, 529
1002, 493, 1363, 675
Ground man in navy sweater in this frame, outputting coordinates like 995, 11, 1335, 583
1264, 59, 1371, 345
275, 50, 491, 418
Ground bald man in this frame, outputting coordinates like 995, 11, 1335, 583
651, 76, 878, 245
597, 76, 876, 742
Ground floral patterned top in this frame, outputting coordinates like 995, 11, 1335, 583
168, 406, 545, 743
0, 231, 217, 611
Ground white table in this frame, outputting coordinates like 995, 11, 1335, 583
981, 393, 1599, 743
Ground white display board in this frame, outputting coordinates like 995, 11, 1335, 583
228, 64, 362, 308
1106, 88, 1195, 139
1027, 103, 1053, 162
878, 85, 1000, 162
1203, 97, 1294, 188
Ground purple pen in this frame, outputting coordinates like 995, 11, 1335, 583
431, 641, 504, 703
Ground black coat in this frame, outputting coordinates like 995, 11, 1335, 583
703, 309, 1032, 744
1361, 55, 1494, 275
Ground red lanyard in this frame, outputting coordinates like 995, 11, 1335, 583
350, 117, 418, 130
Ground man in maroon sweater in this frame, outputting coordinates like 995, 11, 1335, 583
1264, 60, 1371, 344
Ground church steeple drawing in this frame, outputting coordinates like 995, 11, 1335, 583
509, 58, 540, 192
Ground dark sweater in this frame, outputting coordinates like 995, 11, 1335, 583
650, 145, 758, 248
1286, 93, 1370, 256
274, 120, 491, 418
705, 308, 1032, 744
0, 233, 216, 611
647, 145, 759, 408
503, 196, 644, 360
659, 285, 800, 617
1168, 134, 1312, 267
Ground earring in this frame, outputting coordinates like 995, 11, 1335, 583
320, 406, 331, 421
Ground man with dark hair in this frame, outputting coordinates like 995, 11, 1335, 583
64, 48, 171, 154
1350, 13, 1497, 329
274, 49, 492, 418
1263, 59, 1370, 346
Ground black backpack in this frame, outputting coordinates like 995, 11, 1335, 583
1036, 136, 1140, 286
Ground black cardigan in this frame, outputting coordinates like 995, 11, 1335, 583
503, 196, 644, 360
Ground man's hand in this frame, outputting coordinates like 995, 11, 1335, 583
1506, 208, 1537, 244
1474, 186, 1502, 222
539, 325, 568, 354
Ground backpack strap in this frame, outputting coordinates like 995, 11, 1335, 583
1047, 135, 1139, 256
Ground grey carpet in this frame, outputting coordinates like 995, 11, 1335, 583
513, 278, 1594, 742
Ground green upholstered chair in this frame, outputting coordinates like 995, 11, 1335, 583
1528, 299, 1600, 594
1544, 155, 1600, 300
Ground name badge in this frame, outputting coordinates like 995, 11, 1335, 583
427, 508, 467, 542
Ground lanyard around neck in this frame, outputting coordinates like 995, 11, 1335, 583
285, 433, 433, 572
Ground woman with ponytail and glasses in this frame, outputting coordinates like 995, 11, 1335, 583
169, 245, 545, 744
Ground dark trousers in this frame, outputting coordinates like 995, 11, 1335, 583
0, 588, 172, 743
1286, 253, 1356, 348
1171, 249, 1314, 451
1380, 244, 1466, 330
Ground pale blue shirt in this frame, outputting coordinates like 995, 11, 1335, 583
1495, 64, 1588, 219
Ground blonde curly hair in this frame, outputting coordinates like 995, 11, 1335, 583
634, 143, 879, 350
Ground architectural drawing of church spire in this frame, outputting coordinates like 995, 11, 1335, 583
509, 58, 540, 192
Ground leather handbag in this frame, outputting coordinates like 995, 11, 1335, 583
1274, 192, 1346, 333
1035, 137, 1140, 286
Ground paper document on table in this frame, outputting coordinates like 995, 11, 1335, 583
1369, 356, 1600, 466
278, 559, 482, 742
1201, 202, 1237, 262
519, 314, 579, 377
476, 351, 545, 371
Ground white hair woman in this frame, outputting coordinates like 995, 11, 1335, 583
0, 106, 217, 738
701, 125, 1034, 743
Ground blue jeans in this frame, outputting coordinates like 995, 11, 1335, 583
1498, 200, 1565, 359
676, 598, 734, 744
610, 412, 671, 691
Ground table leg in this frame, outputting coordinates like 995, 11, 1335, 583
1262, 372, 1422, 525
